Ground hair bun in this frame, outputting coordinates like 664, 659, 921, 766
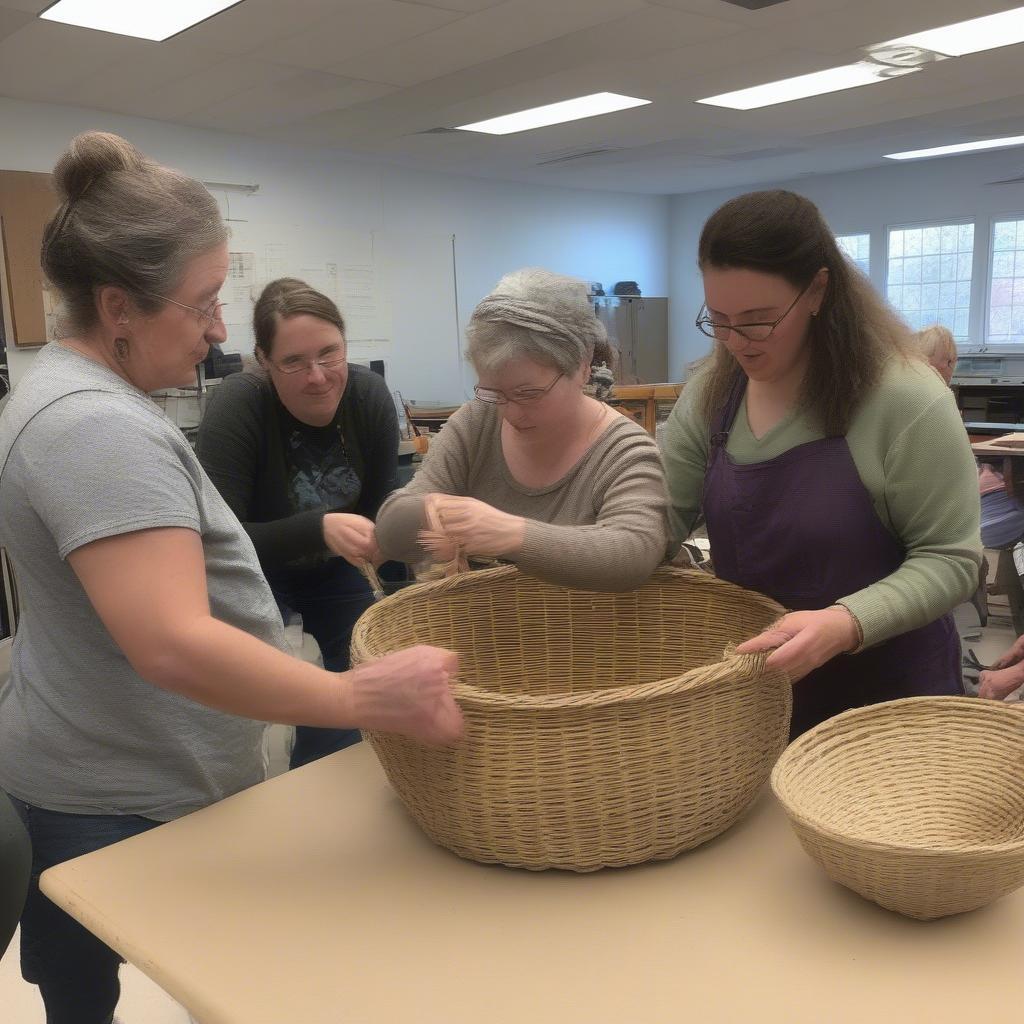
51, 131, 148, 204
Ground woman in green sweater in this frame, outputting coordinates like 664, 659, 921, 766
664, 190, 981, 737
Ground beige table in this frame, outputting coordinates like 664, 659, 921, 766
42, 744, 1022, 1024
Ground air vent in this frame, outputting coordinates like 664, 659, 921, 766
720, 0, 791, 9
536, 146, 622, 166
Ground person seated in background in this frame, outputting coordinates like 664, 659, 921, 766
375, 268, 672, 592
978, 459, 1024, 551
196, 278, 400, 769
914, 323, 958, 385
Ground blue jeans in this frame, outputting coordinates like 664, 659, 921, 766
11, 797, 161, 1024
981, 488, 1024, 550
270, 558, 375, 769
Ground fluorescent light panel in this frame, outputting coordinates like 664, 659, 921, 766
883, 5, 1024, 57
454, 93, 650, 135
885, 134, 1024, 161
697, 61, 917, 111
40, 0, 242, 42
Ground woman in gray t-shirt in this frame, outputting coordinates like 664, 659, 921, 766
0, 131, 461, 1023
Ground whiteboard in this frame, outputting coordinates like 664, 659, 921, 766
208, 188, 463, 404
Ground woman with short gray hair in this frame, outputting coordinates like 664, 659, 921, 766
376, 268, 671, 591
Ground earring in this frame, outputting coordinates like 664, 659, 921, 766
114, 337, 130, 361
810, 310, 819, 318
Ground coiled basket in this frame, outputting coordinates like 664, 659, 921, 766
772, 696, 1024, 920
351, 565, 790, 871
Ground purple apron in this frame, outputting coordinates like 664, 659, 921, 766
703, 377, 962, 738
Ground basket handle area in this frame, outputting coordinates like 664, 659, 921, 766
446, 648, 787, 711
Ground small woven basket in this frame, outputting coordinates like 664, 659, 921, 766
772, 696, 1024, 920
351, 565, 791, 871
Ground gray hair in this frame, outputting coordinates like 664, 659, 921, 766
41, 131, 227, 334
466, 267, 607, 376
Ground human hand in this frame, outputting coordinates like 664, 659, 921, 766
978, 665, 1024, 702
346, 645, 463, 744
989, 634, 1024, 671
323, 513, 381, 566
734, 606, 860, 682
419, 494, 526, 559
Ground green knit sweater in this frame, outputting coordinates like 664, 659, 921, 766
663, 357, 982, 647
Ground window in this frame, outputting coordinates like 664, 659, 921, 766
835, 233, 870, 276
886, 222, 974, 339
988, 217, 1024, 345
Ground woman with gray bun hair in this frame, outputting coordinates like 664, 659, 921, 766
0, 131, 461, 1023
375, 268, 671, 591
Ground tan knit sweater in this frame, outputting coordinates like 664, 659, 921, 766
376, 401, 671, 591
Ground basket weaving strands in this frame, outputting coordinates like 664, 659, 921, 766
772, 697, 1024, 920
352, 565, 791, 871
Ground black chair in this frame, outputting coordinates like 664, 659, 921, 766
0, 789, 30, 958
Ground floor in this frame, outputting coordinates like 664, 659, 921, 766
1, 574, 1022, 1021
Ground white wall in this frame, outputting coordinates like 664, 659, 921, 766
0, 97, 670, 402
669, 149, 1024, 378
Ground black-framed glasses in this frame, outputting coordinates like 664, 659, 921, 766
695, 281, 813, 342
270, 345, 347, 376
145, 292, 227, 327
474, 372, 563, 405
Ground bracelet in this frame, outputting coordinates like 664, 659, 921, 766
830, 603, 864, 652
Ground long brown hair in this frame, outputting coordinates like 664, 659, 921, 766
696, 190, 910, 436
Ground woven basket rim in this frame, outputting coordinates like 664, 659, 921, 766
352, 563, 788, 711
771, 696, 1024, 858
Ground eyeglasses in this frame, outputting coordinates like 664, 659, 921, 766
269, 346, 347, 376
145, 292, 227, 327
474, 372, 563, 405
695, 281, 812, 342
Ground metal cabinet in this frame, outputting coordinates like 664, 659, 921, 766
592, 296, 668, 384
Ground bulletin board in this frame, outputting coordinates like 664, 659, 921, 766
0, 170, 59, 348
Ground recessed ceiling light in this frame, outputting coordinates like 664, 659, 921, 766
696, 61, 918, 110
884, 134, 1024, 161
40, 0, 243, 42
454, 93, 650, 135
882, 5, 1024, 57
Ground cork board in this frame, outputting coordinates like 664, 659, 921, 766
0, 170, 59, 348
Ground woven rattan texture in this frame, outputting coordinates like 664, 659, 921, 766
352, 565, 791, 871
772, 697, 1024, 919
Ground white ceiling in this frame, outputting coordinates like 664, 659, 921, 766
2, 0, 1024, 194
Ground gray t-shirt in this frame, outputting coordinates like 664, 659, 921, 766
0, 344, 287, 821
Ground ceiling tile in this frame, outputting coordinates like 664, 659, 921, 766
398, 0, 504, 10
336, 0, 651, 85
180, 0, 346, 56
252, 0, 463, 71
185, 73, 398, 131
0, 20, 146, 102
0, 6, 33, 42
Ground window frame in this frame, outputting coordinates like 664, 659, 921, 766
835, 231, 872, 278
883, 217, 979, 348
983, 212, 1024, 353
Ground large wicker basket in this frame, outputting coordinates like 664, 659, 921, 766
351, 565, 791, 871
772, 696, 1024, 920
